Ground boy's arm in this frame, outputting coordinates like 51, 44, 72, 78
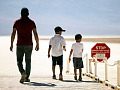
69, 49, 73, 62
63, 46, 66, 51
48, 45, 52, 58
62, 38, 66, 51
10, 28, 16, 52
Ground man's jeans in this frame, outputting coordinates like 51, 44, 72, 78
16, 45, 33, 79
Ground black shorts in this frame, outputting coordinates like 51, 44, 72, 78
73, 57, 84, 69
52, 55, 63, 66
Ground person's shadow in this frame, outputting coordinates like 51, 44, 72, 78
62, 80, 97, 83
23, 82, 56, 87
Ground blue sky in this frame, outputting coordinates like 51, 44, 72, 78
0, 0, 120, 36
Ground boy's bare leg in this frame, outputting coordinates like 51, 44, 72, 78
59, 65, 63, 75
74, 68, 77, 76
78, 68, 82, 81
52, 66, 56, 79
74, 68, 77, 80
79, 68, 82, 78
59, 65, 63, 80
52, 66, 55, 75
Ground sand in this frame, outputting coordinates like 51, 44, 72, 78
40, 36, 120, 43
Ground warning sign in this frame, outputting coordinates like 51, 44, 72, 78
91, 43, 110, 62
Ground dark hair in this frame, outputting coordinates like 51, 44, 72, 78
75, 34, 82, 40
21, 8, 29, 17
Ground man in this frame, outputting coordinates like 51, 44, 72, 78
10, 8, 39, 83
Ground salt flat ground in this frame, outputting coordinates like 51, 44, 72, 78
0, 36, 119, 89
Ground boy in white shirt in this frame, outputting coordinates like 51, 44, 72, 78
69, 34, 84, 81
48, 26, 66, 80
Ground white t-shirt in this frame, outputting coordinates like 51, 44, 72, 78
71, 42, 83, 58
49, 34, 66, 56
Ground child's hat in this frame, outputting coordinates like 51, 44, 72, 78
54, 26, 66, 32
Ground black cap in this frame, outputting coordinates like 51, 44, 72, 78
54, 26, 66, 32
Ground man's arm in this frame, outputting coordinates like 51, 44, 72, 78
48, 45, 51, 58
10, 28, 16, 52
33, 28, 39, 51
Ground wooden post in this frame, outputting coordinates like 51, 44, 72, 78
66, 59, 70, 74
117, 60, 120, 86
89, 59, 92, 74
105, 58, 108, 81
86, 53, 88, 73
95, 58, 97, 76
